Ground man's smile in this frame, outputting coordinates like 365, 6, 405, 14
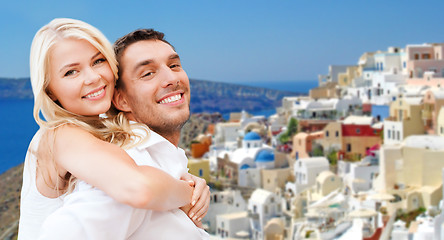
157, 92, 184, 105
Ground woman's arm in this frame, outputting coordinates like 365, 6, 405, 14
49, 124, 193, 211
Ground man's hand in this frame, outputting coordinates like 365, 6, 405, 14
180, 173, 210, 227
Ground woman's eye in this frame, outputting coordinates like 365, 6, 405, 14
64, 70, 77, 77
93, 58, 106, 65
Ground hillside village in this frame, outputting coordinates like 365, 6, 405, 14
189, 42, 444, 239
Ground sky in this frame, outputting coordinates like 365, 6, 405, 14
1, 0, 444, 84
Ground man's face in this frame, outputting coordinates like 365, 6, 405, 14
116, 40, 190, 134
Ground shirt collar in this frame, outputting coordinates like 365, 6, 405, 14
130, 121, 176, 150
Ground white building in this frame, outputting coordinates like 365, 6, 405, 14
290, 157, 329, 194
318, 65, 352, 86
248, 189, 283, 240
370, 71, 406, 105
216, 211, 250, 239
292, 96, 362, 120
338, 156, 379, 194
208, 122, 242, 170
203, 190, 247, 234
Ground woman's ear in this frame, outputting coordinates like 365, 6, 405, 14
112, 89, 132, 112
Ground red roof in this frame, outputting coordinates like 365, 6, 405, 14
342, 125, 381, 137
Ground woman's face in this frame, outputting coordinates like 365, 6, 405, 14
47, 38, 115, 116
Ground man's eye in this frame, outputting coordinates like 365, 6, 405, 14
170, 64, 181, 69
142, 72, 153, 78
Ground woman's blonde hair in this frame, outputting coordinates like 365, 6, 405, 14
29, 18, 145, 194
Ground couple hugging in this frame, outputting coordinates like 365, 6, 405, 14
18, 18, 210, 240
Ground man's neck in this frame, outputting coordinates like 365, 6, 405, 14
125, 112, 181, 147
156, 131, 181, 147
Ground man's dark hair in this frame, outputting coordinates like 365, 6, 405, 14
114, 29, 175, 87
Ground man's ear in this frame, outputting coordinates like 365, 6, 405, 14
112, 89, 132, 112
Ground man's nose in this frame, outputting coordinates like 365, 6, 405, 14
160, 67, 179, 88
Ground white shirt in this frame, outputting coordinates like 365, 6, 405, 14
38, 128, 209, 239
18, 129, 65, 240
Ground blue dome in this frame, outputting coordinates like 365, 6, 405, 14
244, 132, 261, 141
255, 149, 275, 162
240, 164, 251, 169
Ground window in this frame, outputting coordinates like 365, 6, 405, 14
326, 131, 329, 137
381, 63, 384, 71
336, 131, 339, 137
422, 53, 430, 59
388, 130, 391, 139
347, 144, 351, 152
441, 127, 443, 134
264, 206, 268, 214
417, 68, 423, 78
271, 197, 275, 203
414, 53, 419, 60
397, 131, 400, 140
403, 61, 406, 68
356, 128, 361, 134
199, 169, 203, 177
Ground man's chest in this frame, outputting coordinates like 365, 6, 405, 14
126, 144, 188, 179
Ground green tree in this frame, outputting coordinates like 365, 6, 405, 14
287, 117, 298, 136
279, 117, 299, 144
327, 150, 338, 165
311, 145, 324, 157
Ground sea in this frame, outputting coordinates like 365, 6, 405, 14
0, 80, 317, 175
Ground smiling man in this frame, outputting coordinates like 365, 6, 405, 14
113, 31, 191, 146
108, 29, 208, 239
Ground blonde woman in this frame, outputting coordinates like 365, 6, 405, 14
18, 18, 209, 239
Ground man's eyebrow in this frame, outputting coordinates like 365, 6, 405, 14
169, 54, 180, 60
133, 59, 154, 73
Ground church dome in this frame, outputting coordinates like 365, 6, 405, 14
244, 132, 261, 141
255, 149, 274, 162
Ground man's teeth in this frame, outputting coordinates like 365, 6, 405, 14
159, 94, 182, 104
85, 88, 104, 98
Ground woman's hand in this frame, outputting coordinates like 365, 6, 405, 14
180, 173, 210, 227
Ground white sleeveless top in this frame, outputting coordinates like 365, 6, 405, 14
18, 129, 64, 240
